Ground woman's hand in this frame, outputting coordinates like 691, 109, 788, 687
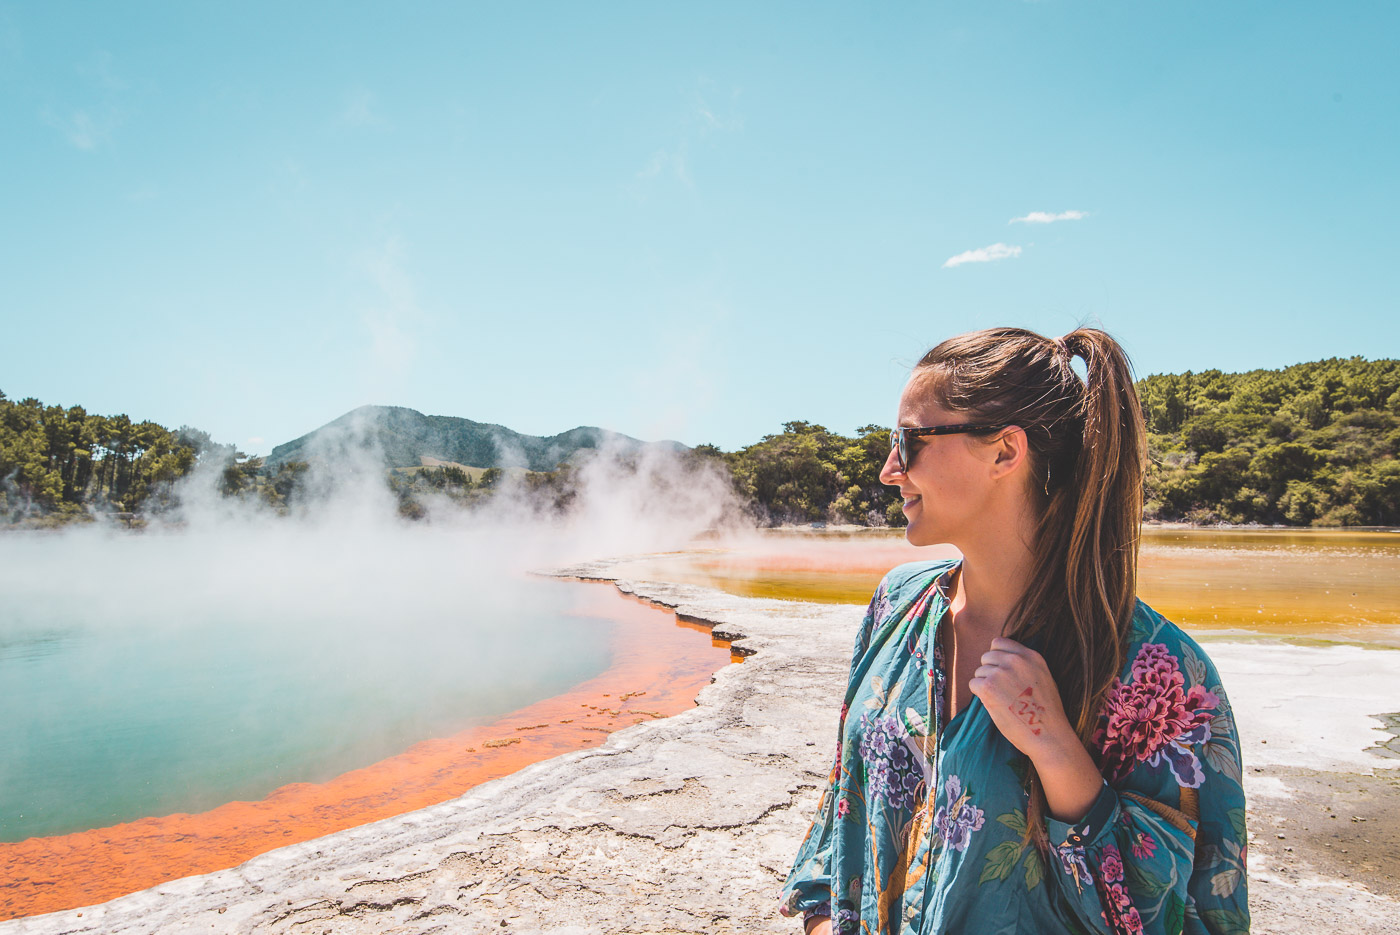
967, 637, 1074, 756
968, 637, 1104, 823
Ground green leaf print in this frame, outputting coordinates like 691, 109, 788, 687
1203, 738, 1242, 783
1210, 868, 1242, 898
995, 809, 1028, 835
870, 675, 886, 704
1062, 914, 1095, 935
1024, 848, 1044, 890
1164, 892, 1185, 935
980, 840, 1022, 884
1125, 858, 1171, 899
1180, 642, 1207, 688
1228, 807, 1247, 842
1202, 907, 1251, 935
906, 706, 929, 737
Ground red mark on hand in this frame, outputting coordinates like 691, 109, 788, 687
1008, 686, 1046, 736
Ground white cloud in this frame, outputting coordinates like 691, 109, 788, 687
696, 86, 743, 133
41, 52, 128, 150
341, 88, 384, 128
633, 80, 740, 191
636, 147, 692, 187
358, 236, 421, 377
42, 106, 121, 150
1009, 210, 1088, 224
59, 110, 101, 149
943, 243, 1023, 268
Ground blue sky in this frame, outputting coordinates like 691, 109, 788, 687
2, 2, 1396, 454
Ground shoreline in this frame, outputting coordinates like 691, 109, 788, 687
4, 561, 1398, 933
0, 582, 732, 921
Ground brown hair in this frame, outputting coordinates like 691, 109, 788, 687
913, 326, 1147, 848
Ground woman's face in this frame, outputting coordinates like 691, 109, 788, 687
879, 379, 1003, 548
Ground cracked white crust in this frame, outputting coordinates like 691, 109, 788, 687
5, 560, 1397, 934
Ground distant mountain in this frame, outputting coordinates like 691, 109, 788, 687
266, 405, 685, 471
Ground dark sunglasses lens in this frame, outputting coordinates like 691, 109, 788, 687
890, 429, 906, 472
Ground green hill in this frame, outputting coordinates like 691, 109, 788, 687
719, 357, 1400, 528
1138, 357, 1400, 525
267, 405, 684, 472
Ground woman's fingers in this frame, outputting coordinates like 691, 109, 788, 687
982, 640, 1047, 670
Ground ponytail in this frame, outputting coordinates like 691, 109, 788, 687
914, 326, 1148, 851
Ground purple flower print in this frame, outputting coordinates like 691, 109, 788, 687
871, 588, 894, 629
1055, 842, 1093, 890
932, 774, 985, 852
858, 714, 921, 810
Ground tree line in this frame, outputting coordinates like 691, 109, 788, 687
4, 355, 1399, 528
0, 391, 200, 523
1138, 357, 1400, 525
718, 357, 1400, 527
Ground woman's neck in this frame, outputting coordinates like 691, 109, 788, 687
947, 513, 1038, 636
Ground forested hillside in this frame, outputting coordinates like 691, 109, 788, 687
698, 422, 902, 526
0, 391, 201, 522
4, 357, 1398, 527
1138, 358, 1400, 525
714, 357, 1400, 527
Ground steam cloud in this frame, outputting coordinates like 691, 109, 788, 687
0, 418, 748, 841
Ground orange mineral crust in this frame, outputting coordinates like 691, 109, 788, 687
0, 582, 734, 921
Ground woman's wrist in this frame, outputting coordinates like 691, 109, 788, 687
1027, 725, 1105, 823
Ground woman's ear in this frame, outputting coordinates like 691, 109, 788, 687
987, 426, 1030, 481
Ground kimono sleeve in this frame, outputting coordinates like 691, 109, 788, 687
1042, 635, 1250, 935
778, 578, 891, 922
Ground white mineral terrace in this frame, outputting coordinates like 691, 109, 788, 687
6, 559, 1399, 934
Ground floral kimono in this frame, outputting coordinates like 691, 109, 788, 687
780, 560, 1249, 935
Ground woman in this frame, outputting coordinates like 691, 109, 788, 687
779, 328, 1248, 935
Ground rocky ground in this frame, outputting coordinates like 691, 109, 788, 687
5, 561, 1398, 934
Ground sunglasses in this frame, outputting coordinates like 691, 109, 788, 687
888, 423, 1010, 473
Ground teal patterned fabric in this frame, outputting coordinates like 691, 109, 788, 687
779, 560, 1249, 935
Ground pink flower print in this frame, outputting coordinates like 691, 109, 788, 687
1095, 845, 1148, 934
1098, 876, 1145, 935
1093, 643, 1219, 786
1099, 844, 1125, 884
1130, 831, 1157, 860
836, 797, 850, 819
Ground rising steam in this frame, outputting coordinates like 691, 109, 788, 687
0, 416, 749, 842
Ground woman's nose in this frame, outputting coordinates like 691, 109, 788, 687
878, 444, 904, 486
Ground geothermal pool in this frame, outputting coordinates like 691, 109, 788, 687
0, 527, 734, 919
614, 527, 1400, 647
1, 581, 610, 843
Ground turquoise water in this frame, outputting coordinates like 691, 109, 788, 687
0, 529, 611, 843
